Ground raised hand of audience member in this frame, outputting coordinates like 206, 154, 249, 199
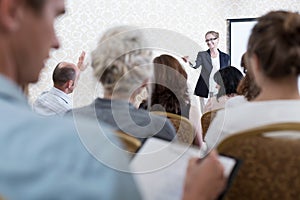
77, 51, 88, 71
182, 150, 226, 200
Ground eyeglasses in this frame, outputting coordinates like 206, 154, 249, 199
205, 37, 218, 43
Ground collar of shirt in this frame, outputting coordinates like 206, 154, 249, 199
49, 87, 72, 105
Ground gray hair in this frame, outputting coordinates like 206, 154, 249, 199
91, 26, 153, 97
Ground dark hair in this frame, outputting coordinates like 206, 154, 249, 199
214, 66, 243, 99
240, 53, 247, 74
52, 64, 76, 86
237, 74, 260, 101
151, 54, 190, 116
247, 10, 300, 79
237, 53, 261, 101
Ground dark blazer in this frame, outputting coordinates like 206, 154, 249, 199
193, 49, 230, 98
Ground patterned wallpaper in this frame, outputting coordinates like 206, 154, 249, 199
28, 0, 300, 108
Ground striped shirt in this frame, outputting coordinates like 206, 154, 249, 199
33, 87, 72, 116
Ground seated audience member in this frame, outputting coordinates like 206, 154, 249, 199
150, 54, 191, 117
0, 1, 140, 199
33, 51, 87, 116
225, 52, 261, 107
67, 27, 176, 142
0, 1, 226, 199
144, 54, 202, 144
203, 66, 243, 113
204, 10, 300, 151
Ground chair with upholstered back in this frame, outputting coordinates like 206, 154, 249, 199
115, 130, 142, 153
201, 109, 221, 139
151, 111, 195, 144
217, 122, 300, 200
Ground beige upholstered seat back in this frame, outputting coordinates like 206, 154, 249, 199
201, 109, 221, 139
217, 122, 300, 200
151, 111, 195, 144
115, 130, 142, 153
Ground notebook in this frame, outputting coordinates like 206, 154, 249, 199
130, 138, 240, 200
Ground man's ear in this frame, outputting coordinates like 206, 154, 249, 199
67, 80, 74, 88
0, 0, 23, 32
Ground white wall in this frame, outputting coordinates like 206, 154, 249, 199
28, 0, 300, 107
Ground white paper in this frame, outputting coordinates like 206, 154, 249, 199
130, 138, 236, 200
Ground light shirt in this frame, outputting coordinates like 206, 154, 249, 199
0, 75, 141, 199
33, 87, 72, 116
203, 95, 232, 113
209, 56, 220, 96
225, 95, 248, 108
204, 99, 300, 152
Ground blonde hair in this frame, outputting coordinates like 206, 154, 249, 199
205, 31, 219, 39
91, 26, 153, 97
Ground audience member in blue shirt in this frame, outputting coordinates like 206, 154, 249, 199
0, 0, 226, 199
33, 52, 87, 116
0, 0, 140, 199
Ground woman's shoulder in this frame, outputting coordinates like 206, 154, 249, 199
198, 50, 210, 56
225, 95, 248, 108
218, 49, 229, 57
203, 96, 219, 113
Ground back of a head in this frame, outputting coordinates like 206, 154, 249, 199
214, 66, 243, 98
247, 10, 300, 79
91, 26, 153, 98
52, 63, 76, 86
153, 54, 188, 90
151, 54, 190, 115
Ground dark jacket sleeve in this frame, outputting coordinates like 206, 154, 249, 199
193, 52, 203, 69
